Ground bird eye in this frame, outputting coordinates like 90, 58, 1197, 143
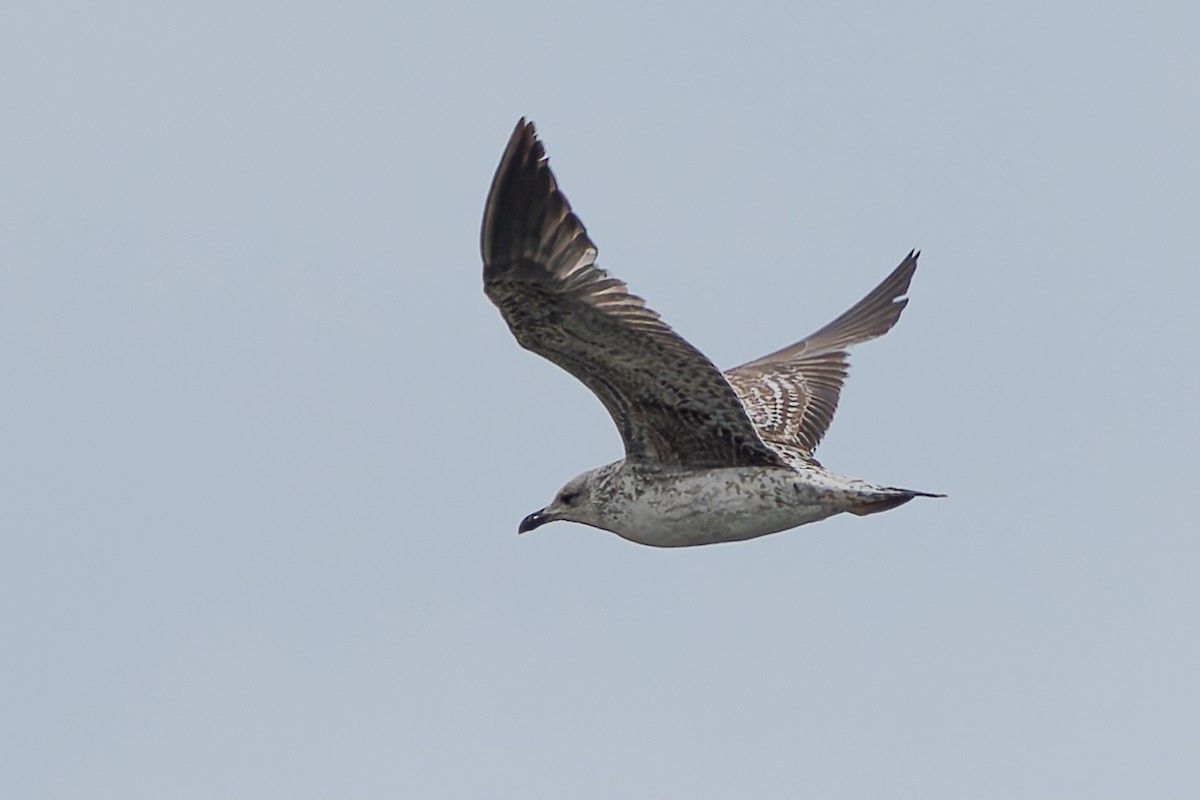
560, 491, 579, 505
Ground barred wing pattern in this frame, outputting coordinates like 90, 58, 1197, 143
724, 252, 919, 458
482, 120, 786, 469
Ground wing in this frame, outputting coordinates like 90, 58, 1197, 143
724, 252, 919, 457
481, 119, 785, 468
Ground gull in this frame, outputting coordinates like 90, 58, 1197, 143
481, 119, 942, 547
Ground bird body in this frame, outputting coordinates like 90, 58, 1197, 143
482, 119, 942, 547
523, 460, 929, 548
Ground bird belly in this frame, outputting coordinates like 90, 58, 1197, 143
600, 467, 842, 547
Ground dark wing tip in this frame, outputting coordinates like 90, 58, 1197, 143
805, 248, 921, 350
480, 119, 598, 286
737, 249, 923, 369
481, 118, 542, 265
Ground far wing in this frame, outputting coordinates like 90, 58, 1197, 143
724, 252, 919, 457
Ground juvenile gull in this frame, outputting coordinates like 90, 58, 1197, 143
482, 119, 943, 547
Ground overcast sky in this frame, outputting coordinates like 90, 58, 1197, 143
3, 2, 1198, 798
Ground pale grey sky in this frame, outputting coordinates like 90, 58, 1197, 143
2, 1, 1198, 797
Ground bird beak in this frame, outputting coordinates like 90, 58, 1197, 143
518, 508, 553, 534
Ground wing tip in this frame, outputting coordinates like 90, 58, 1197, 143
736, 247, 924, 369
888, 249, 921, 298
509, 117, 539, 158
481, 117, 549, 266
483, 117, 603, 287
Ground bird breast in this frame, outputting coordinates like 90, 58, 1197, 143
595, 465, 841, 547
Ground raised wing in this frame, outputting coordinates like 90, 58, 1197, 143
724, 252, 919, 457
482, 119, 785, 468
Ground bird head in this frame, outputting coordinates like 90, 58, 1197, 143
518, 470, 604, 534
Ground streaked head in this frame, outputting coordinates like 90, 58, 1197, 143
518, 469, 605, 534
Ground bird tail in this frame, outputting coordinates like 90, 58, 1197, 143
845, 487, 946, 517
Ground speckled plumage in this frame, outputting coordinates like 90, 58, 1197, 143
482, 119, 942, 547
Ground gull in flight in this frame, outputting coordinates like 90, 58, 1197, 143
482, 119, 943, 547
